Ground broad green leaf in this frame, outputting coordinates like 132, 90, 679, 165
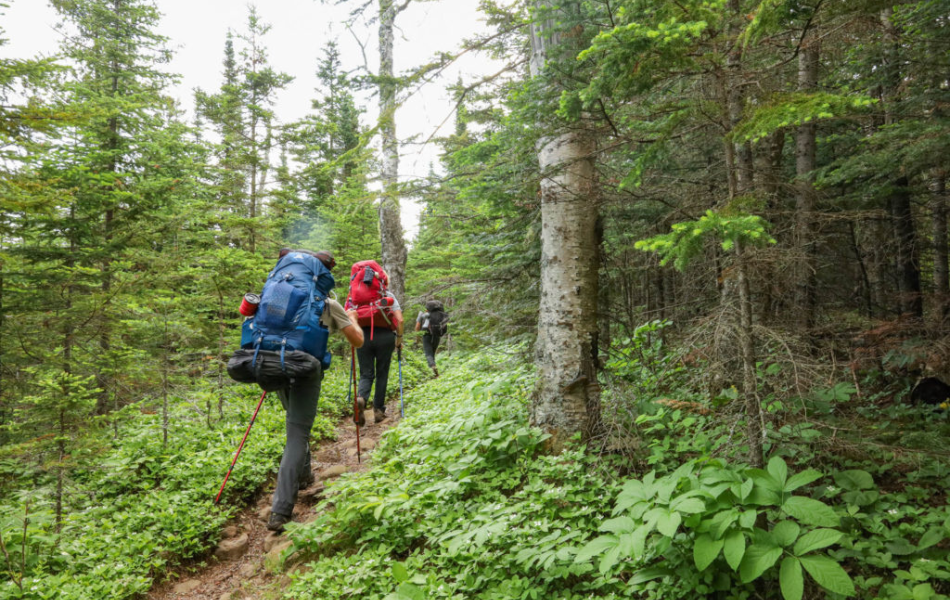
793, 529, 843, 556
632, 524, 649, 558
739, 478, 754, 500
913, 583, 935, 600
739, 510, 759, 529
918, 528, 944, 550
739, 543, 783, 583
800, 554, 856, 596
782, 497, 839, 527
784, 469, 823, 492
600, 516, 635, 535
887, 539, 917, 555
694, 534, 724, 571
833, 469, 874, 491
385, 583, 425, 600
574, 535, 618, 564
629, 567, 674, 585
711, 510, 739, 539
772, 521, 800, 547
780, 557, 804, 600
671, 496, 706, 514
599, 544, 622, 575
724, 530, 746, 571
618, 532, 635, 557
748, 469, 782, 492
768, 457, 788, 486
746, 485, 781, 506
392, 562, 409, 583
657, 510, 682, 537
842, 490, 879, 507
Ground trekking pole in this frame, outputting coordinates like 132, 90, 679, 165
214, 390, 267, 505
398, 346, 405, 419
352, 346, 361, 464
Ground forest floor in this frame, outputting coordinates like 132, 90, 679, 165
146, 406, 399, 600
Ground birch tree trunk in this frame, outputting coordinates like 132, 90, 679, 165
528, 2, 602, 450
378, 0, 408, 303
794, 35, 819, 330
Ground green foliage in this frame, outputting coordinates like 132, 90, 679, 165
572, 457, 855, 599
733, 93, 876, 143
635, 210, 776, 271
0, 365, 371, 599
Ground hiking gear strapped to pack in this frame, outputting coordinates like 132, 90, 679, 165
425, 300, 449, 336
347, 260, 401, 340
214, 390, 268, 505
228, 251, 335, 390
227, 350, 322, 392
397, 347, 405, 418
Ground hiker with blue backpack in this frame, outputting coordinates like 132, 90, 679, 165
226, 249, 363, 533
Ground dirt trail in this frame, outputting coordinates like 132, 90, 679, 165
147, 408, 399, 600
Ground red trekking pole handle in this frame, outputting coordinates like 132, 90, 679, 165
214, 390, 267, 505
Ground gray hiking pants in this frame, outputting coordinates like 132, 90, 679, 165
422, 332, 441, 368
357, 327, 395, 412
271, 369, 322, 517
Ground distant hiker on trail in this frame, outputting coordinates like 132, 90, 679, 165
345, 260, 403, 426
226, 249, 363, 534
415, 299, 449, 377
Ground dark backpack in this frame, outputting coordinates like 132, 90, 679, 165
227, 252, 335, 389
426, 301, 449, 336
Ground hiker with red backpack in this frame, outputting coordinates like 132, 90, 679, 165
345, 260, 404, 425
415, 299, 449, 377
226, 249, 363, 533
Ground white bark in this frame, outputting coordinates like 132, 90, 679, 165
529, 2, 602, 449
378, 0, 408, 303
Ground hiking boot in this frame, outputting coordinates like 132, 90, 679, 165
374, 408, 387, 423
298, 468, 315, 490
432, 366, 439, 378
354, 397, 366, 427
266, 512, 292, 533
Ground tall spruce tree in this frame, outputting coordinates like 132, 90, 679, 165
42, 0, 180, 414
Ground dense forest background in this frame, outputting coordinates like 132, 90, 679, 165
1, 0, 950, 598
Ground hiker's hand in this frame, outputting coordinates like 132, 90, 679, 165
395, 336, 403, 349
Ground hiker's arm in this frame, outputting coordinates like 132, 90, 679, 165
395, 310, 404, 348
343, 310, 364, 348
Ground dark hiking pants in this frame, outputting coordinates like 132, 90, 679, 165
271, 369, 322, 517
357, 327, 396, 413
422, 332, 441, 368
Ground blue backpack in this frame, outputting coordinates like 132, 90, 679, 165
240, 252, 336, 371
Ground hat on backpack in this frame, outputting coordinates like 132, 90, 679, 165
315, 251, 336, 271
276, 247, 336, 271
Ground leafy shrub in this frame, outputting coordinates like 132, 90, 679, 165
574, 457, 855, 600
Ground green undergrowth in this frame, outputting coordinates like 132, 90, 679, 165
280, 345, 950, 600
0, 350, 429, 600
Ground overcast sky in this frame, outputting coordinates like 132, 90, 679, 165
0, 0, 498, 237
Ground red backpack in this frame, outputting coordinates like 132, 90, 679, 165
346, 260, 401, 339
